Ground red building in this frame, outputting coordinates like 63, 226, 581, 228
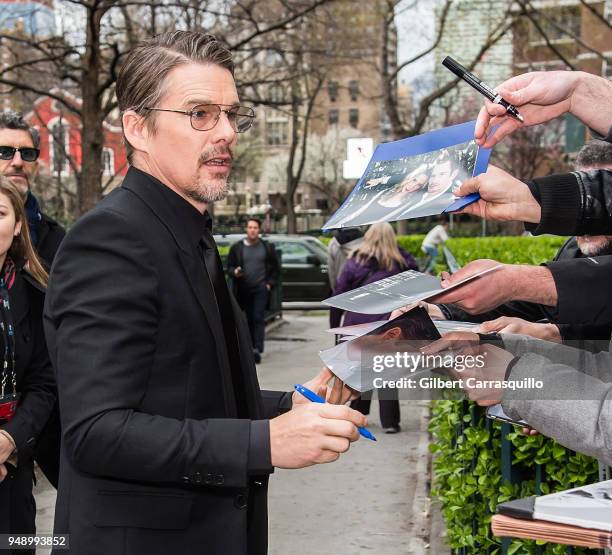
24, 89, 128, 180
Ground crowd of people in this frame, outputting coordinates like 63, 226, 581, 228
0, 26, 609, 555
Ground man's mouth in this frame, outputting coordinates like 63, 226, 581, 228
203, 156, 232, 168
6, 174, 27, 181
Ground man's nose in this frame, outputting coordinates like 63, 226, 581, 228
10, 151, 24, 168
213, 111, 238, 143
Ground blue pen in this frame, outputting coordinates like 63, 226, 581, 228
294, 384, 377, 441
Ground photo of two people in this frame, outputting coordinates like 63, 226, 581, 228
322, 120, 492, 230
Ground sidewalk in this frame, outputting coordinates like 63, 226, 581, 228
259, 312, 438, 554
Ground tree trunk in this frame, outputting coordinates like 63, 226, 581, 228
78, 4, 105, 215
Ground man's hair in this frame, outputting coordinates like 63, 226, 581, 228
0, 110, 40, 149
247, 217, 262, 228
575, 139, 612, 170
116, 31, 234, 163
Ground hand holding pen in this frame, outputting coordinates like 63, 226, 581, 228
294, 384, 377, 441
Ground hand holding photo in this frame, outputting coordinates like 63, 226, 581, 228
322, 121, 492, 229
323, 265, 503, 315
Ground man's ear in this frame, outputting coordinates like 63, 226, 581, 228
122, 110, 150, 155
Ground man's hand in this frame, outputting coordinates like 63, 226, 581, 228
421, 331, 515, 406
475, 71, 612, 147
292, 367, 357, 407
234, 266, 243, 277
269, 403, 366, 468
453, 165, 541, 224
433, 260, 557, 314
431, 259, 512, 314
478, 317, 562, 343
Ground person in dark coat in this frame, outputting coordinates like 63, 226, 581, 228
226, 218, 279, 362
334, 222, 418, 433
0, 111, 65, 489
0, 177, 55, 555
44, 31, 364, 555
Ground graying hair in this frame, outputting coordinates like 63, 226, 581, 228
576, 139, 612, 170
116, 31, 234, 163
0, 110, 40, 149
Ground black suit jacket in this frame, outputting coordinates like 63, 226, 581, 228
44, 167, 291, 555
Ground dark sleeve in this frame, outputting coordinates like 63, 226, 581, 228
437, 300, 547, 324
541, 256, 612, 325
260, 390, 293, 418
3, 289, 56, 455
45, 208, 266, 488
557, 323, 612, 353
333, 260, 356, 296
401, 250, 418, 271
226, 242, 240, 278
526, 170, 612, 236
266, 243, 280, 287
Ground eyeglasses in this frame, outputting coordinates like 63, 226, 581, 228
145, 104, 256, 133
0, 146, 40, 162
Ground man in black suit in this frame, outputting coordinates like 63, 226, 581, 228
44, 31, 365, 555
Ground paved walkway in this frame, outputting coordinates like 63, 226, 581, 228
32, 312, 446, 554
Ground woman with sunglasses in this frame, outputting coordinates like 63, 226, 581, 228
0, 176, 55, 554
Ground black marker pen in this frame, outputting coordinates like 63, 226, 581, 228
442, 56, 524, 123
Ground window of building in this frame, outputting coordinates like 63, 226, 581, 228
327, 81, 339, 102
50, 120, 70, 175
269, 84, 285, 104
102, 148, 114, 176
328, 109, 339, 125
349, 108, 359, 128
266, 120, 288, 146
528, 6, 580, 44
348, 80, 359, 101
316, 198, 329, 211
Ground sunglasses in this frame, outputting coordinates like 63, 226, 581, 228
0, 146, 40, 162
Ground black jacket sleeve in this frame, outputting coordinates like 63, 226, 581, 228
526, 169, 612, 236
437, 300, 547, 324
226, 242, 242, 279
265, 242, 280, 288
541, 256, 612, 326
3, 285, 56, 456
44, 209, 267, 488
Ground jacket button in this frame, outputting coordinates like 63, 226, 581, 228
234, 493, 247, 510
192, 472, 202, 484
181, 476, 190, 484
214, 475, 224, 485
204, 473, 214, 485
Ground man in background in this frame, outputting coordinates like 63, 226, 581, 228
0, 111, 65, 267
227, 217, 279, 363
